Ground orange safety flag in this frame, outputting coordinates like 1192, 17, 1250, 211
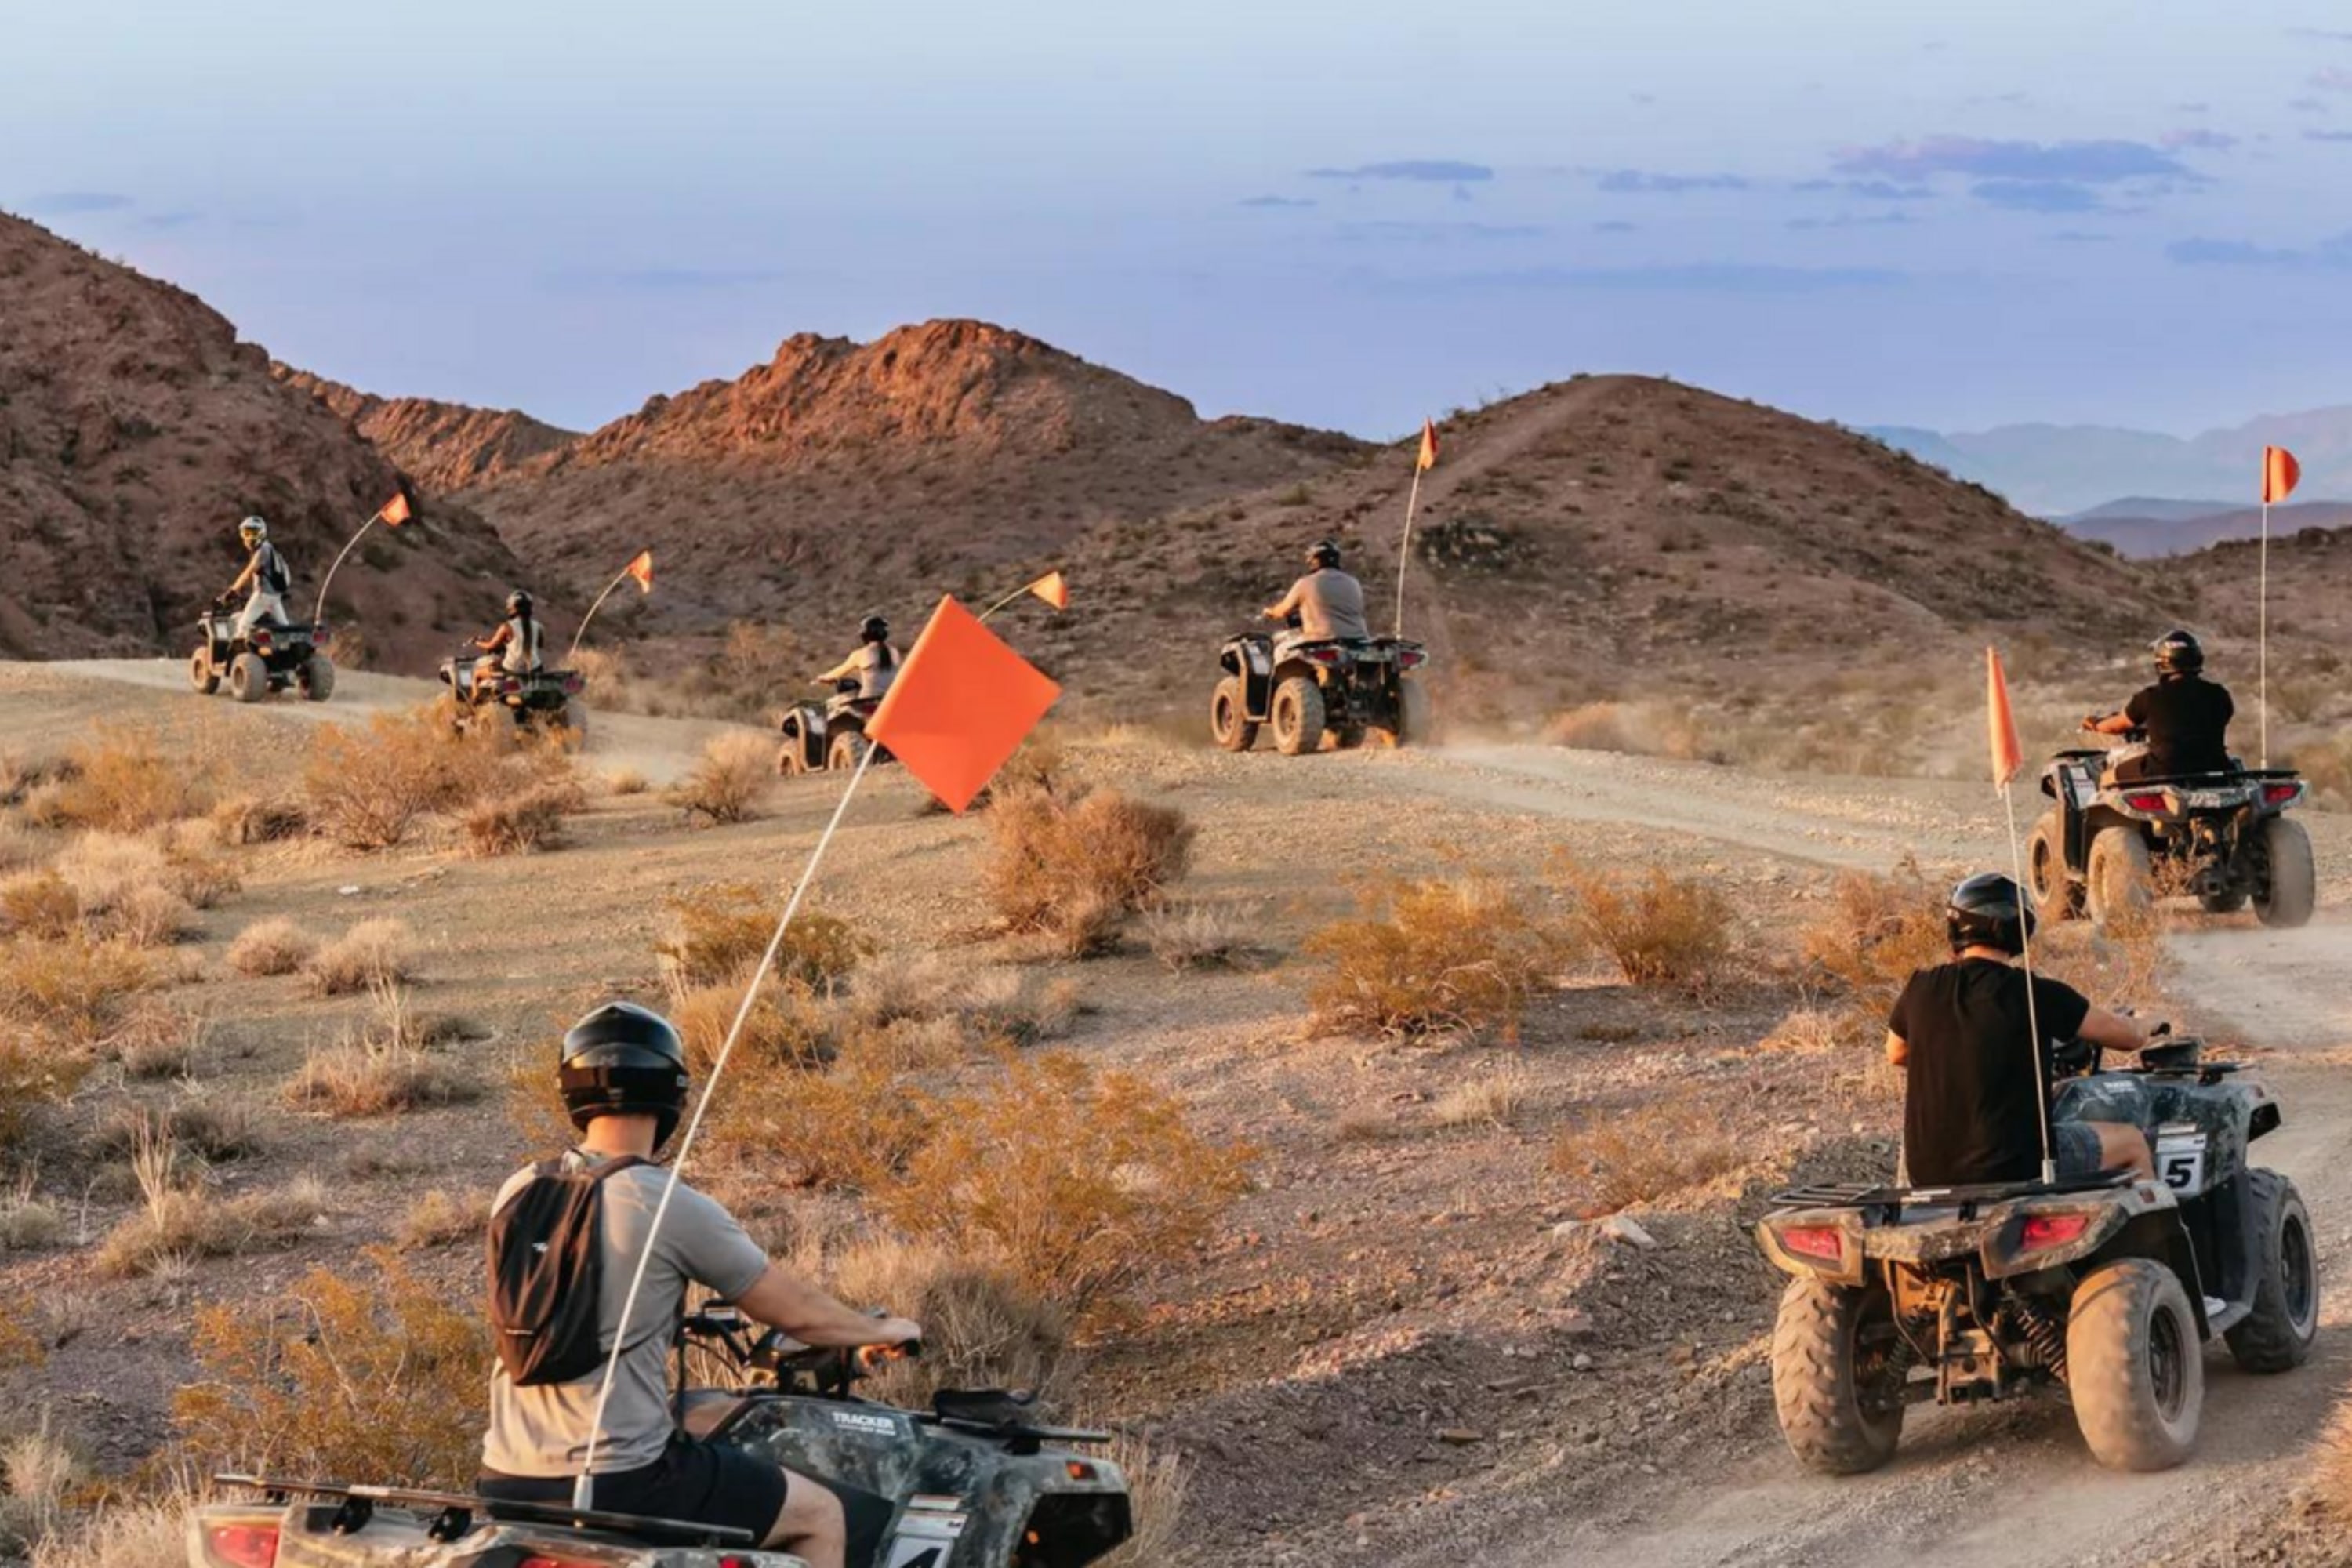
625, 550, 655, 593
1987, 646, 2024, 789
1027, 571, 1069, 611
1417, 418, 1439, 472
868, 596, 1062, 814
2262, 445, 2300, 506
381, 492, 412, 527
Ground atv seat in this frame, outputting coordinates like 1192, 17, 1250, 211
677, 1392, 753, 1440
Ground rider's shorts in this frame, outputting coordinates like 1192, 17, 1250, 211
481, 1433, 789, 1541
2053, 1120, 2104, 1177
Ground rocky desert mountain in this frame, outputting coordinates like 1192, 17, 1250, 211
0, 214, 522, 666
270, 365, 579, 494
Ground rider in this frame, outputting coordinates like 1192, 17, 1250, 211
470, 590, 544, 695
815, 615, 899, 702
478, 1003, 922, 1568
1885, 873, 2154, 1185
2084, 630, 2235, 781
222, 516, 292, 636
1263, 539, 1371, 643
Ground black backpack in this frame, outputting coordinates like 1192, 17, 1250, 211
487, 1155, 648, 1386
260, 545, 291, 597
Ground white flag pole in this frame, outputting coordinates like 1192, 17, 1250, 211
566, 565, 638, 663
2259, 498, 2271, 769
310, 504, 387, 628
2000, 775, 2055, 1185
1394, 466, 1425, 639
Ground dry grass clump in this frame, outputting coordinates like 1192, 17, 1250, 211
1550, 1093, 1741, 1216
984, 786, 1196, 955
461, 779, 583, 856
844, 952, 1077, 1048
0, 1418, 83, 1553
1798, 859, 1949, 1044
1545, 700, 1703, 760
655, 886, 866, 996
104, 1000, 209, 1080
285, 1031, 474, 1119
212, 793, 309, 846
1558, 862, 1733, 986
34, 726, 214, 833
667, 732, 774, 825
95, 1096, 261, 1165
227, 916, 318, 978
0, 934, 154, 1044
0, 872, 80, 941
395, 1189, 489, 1250
175, 1250, 488, 1489
0, 1178, 64, 1253
1305, 876, 1559, 1040
95, 1130, 325, 1278
49, 831, 236, 946
1101, 1434, 1190, 1568
24, 1491, 192, 1568
809, 1234, 1074, 1408
303, 918, 415, 996
671, 981, 837, 1078
0, 1039, 91, 1159
1431, 1066, 1530, 1130
604, 766, 650, 797
1142, 902, 1249, 972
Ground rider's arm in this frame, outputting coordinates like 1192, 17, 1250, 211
2076, 1006, 2148, 1054
474, 624, 510, 652
2087, 712, 2135, 736
815, 652, 860, 682
1265, 580, 1301, 621
731, 1263, 921, 1350
228, 555, 258, 593
1884, 1029, 1909, 1068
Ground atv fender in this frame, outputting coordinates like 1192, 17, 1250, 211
1221, 639, 1276, 720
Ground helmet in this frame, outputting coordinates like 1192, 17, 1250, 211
238, 516, 268, 543
2151, 629, 2204, 677
860, 615, 889, 643
506, 590, 534, 618
557, 1002, 690, 1152
1306, 539, 1341, 569
1946, 872, 2036, 956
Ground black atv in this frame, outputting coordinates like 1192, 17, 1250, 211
190, 601, 335, 704
188, 1310, 1131, 1568
2026, 722, 2315, 931
1210, 624, 1433, 755
436, 652, 588, 739
778, 678, 895, 775
1757, 1035, 2315, 1475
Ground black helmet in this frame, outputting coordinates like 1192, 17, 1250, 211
1947, 872, 2036, 956
558, 1002, 689, 1151
860, 615, 888, 643
507, 590, 534, 618
2151, 628, 2203, 677
1306, 539, 1341, 569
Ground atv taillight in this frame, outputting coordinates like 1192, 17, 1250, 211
2019, 1213, 2090, 1251
2124, 793, 2169, 813
1067, 1460, 1098, 1481
1306, 648, 1343, 665
2264, 782, 2302, 805
1780, 1225, 1843, 1263
251, 630, 274, 651
208, 1524, 280, 1568
521, 1554, 609, 1568
1398, 649, 1425, 669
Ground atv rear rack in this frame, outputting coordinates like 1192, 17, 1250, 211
213, 1473, 756, 1547
1771, 1171, 2134, 1224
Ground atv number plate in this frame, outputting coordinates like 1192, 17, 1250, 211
2155, 1127, 2209, 1194
2180, 790, 2243, 809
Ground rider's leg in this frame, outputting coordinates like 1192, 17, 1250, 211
2091, 1123, 2154, 1180
763, 1468, 844, 1568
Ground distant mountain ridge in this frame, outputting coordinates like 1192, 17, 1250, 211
2061, 501, 2352, 559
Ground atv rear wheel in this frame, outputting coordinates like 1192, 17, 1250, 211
2026, 809, 2081, 920
1394, 677, 1434, 747
2256, 816, 2317, 929
1270, 676, 1325, 757
298, 653, 335, 702
2068, 1258, 2202, 1472
2085, 826, 2152, 932
829, 729, 869, 771
2227, 1170, 2318, 1373
1210, 677, 1258, 753
188, 648, 219, 695
551, 703, 586, 746
226, 652, 268, 704
1769, 1279, 1904, 1475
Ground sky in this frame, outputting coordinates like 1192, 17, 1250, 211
8, 0, 2352, 441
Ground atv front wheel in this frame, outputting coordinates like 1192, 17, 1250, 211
2085, 826, 2152, 931
2068, 1258, 2202, 1472
829, 729, 869, 771
1210, 677, 1258, 753
298, 653, 336, 702
1769, 1279, 1904, 1475
1270, 676, 1326, 756
2256, 816, 2317, 929
2026, 809, 2081, 920
2227, 1170, 2318, 1373
226, 652, 269, 704
188, 648, 219, 695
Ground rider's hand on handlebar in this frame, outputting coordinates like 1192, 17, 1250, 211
854, 1316, 924, 1367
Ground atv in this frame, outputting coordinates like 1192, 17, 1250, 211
189, 601, 335, 704
437, 653, 588, 740
778, 678, 895, 775
2025, 722, 2315, 931
1210, 623, 1433, 755
1757, 1035, 2315, 1475
188, 1311, 1131, 1568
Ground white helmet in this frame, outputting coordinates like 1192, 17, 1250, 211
238, 515, 268, 543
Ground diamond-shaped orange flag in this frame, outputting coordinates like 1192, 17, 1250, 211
868, 596, 1061, 813
625, 550, 654, 593
381, 492, 412, 527
1987, 647, 2023, 789
1028, 571, 1069, 611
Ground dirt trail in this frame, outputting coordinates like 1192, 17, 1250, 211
49, 657, 762, 785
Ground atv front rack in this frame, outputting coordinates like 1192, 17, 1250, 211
214, 1474, 757, 1547
1771, 1171, 2134, 1224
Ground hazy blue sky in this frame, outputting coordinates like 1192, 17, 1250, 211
8, 1, 2352, 439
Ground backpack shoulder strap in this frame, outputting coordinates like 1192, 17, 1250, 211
586, 1154, 651, 1182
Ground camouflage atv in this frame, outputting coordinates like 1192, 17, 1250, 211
1756, 1036, 2314, 1474
190, 1312, 1131, 1568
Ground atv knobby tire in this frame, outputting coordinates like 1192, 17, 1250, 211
188, 648, 219, 695
299, 653, 336, 702
1394, 677, 1434, 747
1210, 677, 1258, 753
227, 652, 269, 704
1769, 1279, 1904, 1475
1271, 676, 1325, 756
2227, 1170, 2318, 1373
2067, 1258, 2202, 1472
829, 729, 869, 771
2257, 816, 2317, 930
2027, 809, 2081, 920
2085, 826, 2153, 932
553, 702, 586, 746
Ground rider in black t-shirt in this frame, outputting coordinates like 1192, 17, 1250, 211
2084, 630, 2234, 782
1885, 873, 2153, 1186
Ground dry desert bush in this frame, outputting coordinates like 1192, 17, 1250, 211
211, 793, 308, 846
0, 872, 80, 942
1557, 861, 1733, 986
984, 786, 1196, 955
1798, 860, 1951, 1044
23, 1490, 193, 1568
33, 726, 214, 833
603, 765, 650, 796
1550, 1091, 1741, 1216
0, 934, 155, 1044
667, 732, 774, 825
805, 1233, 1074, 1408
671, 980, 838, 1078
303, 708, 575, 851
0, 1178, 64, 1253
1431, 1066, 1530, 1130
1142, 902, 1248, 972
175, 1249, 488, 1489
227, 916, 317, 978
394, 1189, 489, 1250
461, 779, 583, 856
285, 1024, 473, 1118
94, 1127, 325, 1278
303, 918, 415, 996
654, 885, 866, 996
1305, 875, 1559, 1040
